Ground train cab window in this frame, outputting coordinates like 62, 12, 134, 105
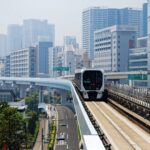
83, 70, 103, 90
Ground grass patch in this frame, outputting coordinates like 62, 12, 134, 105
48, 120, 56, 150
77, 122, 81, 142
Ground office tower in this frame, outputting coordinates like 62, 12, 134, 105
0, 34, 7, 57
129, 37, 148, 72
129, 37, 148, 87
82, 7, 116, 59
82, 7, 142, 59
93, 25, 136, 72
37, 41, 53, 77
22, 19, 55, 48
4, 55, 10, 77
10, 47, 37, 77
63, 36, 79, 48
0, 57, 5, 76
49, 46, 63, 77
7, 24, 22, 52
118, 8, 142, 37
148, 0, 150, 87
143, 3, 148, 36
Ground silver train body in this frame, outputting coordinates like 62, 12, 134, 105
74, 69, 105, 100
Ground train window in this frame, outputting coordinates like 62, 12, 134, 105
83, 71, 103, 90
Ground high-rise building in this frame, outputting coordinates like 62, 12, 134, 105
10, 47, 37, 77
0, 57, 5, 77
63, 36, 79, 48
49, 46, 63, 77
7, 25, 22, 53
147, 0, 150, 87
22, 19, 55, 48
129, 37, 148, 72
143, 3, 148, 36
128, 37, 148, 87
37, 41, 53, 77
4, 55, 10, 77
50, 46, 90, 77
82, 7, 142, 59
93, 25, 136, 72
82, 7, 116, 59
118, 8, 142, 37
0, 34, 7, 57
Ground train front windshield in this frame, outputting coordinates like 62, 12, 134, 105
83, 70, 103, 90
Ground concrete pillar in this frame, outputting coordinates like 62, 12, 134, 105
129, 80, 133, 87
59, 89, 74, 112
59, 89, 67, 104
39, 86, 44, 103
20, 85, 27, 98
148, 0, 150, 87
1, 81, 6, 89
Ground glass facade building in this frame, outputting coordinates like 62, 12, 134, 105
148, 0, 150, 87
143, 3, 148, 36
7, 25, 22, 52
23, 19, 55, 48
129, 48, 147, 71
37, 41, 53, 76
129, 36, 148, 87
82, 7, 142, 59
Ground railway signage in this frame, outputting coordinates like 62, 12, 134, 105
128, 74, 147, 80
53, 67, 69, 71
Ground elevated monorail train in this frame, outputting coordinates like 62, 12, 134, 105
74, 69, 107, 100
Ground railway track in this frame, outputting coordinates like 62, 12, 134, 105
85, 101, 150, 150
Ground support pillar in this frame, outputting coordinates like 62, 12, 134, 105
39, 86, 44, 103
19, 85, 27, 98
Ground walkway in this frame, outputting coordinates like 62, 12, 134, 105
33, 117, 49, 150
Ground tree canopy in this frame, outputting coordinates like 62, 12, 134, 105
0, 102, 26, 150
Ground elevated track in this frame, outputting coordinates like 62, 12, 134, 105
85, 101, 150, 150
73, 81, 150, 149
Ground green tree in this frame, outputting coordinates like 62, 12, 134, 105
0, 102, 27, 150
44, 92, 52, 103
27, 111, 38, 135
25, 92, 38, 112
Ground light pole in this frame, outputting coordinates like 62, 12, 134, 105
69, 62, 71, 75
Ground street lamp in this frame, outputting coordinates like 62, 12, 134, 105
69, 62, 71, 75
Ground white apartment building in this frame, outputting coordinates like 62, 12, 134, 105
10, 47, 37, 77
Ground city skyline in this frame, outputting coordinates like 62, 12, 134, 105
0, 0, 146, 45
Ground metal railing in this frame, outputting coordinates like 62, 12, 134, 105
106, 83, 150, 107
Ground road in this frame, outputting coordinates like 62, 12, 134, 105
86, 101, 150, 150
55, 105, 79, 150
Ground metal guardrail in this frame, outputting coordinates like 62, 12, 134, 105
72, 82, 111, 150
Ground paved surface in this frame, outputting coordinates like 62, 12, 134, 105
33, 118, 48, 150
55, 105, 79, 150
86, 102, 150, 150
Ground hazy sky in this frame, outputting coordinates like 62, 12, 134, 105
0, 0, 146, 45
